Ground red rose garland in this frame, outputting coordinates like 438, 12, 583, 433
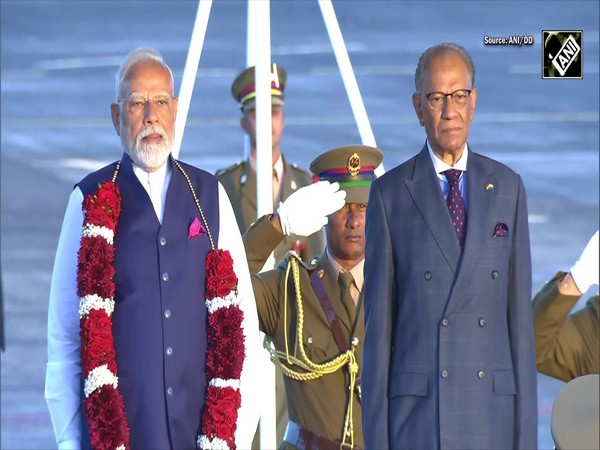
77, 164, 245, 450
77, 180, 129, 450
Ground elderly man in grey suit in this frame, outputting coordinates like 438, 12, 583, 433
361, 42, 537, 449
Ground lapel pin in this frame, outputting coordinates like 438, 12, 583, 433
485, 182, 494, 191
291, 180, 297, 190
318, 269, 324, 279
240, 173, 247, 185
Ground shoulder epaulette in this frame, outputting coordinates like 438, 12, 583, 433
289, 163, 311, 176
215, 161, 243, 177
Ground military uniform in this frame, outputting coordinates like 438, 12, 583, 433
217, 157, 323, 263
533, 271, 599, 382
244, 215, 363, 449
242, 145, 383, 450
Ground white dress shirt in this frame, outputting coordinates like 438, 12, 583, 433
427, 141, 469, 211
45, 159, 261, 449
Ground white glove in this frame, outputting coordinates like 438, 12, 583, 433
570, 230, 599, 293
277, 181, 346, 237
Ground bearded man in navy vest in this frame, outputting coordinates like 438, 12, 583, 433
45, 47, 261, 449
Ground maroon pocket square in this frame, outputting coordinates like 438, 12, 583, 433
493, 222, 509, 238
188, 216, 206, 239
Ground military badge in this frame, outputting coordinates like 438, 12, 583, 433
347, 153, 361, 176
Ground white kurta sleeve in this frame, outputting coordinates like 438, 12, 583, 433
216, 182, 261, 448
45, 187, 84, 449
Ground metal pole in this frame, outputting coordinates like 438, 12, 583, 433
172, 0, 213, 159
252, 3, 277, 449
317, 0, 385, 176
244, 1, 256, 160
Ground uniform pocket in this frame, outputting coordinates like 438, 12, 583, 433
493, 369, 516, 395
390, 372, 428, 398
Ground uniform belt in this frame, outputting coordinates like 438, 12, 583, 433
283, 421, 361, 450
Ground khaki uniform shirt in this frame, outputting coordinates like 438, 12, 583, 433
533, 271, 600, 382
216, 157, 323, 263
244, 216, 363, 448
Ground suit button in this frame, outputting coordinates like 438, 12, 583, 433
159, 236, 167, 246
307, 336, 313, 344
424, 271, 432, 281
166, 386, 173, 396
162, 272, 169, 282
491, 270, 498, 279
441, 318, 449, 327
164, 309, 172, 319
166, 346, 173, 356
478, 318, 485, 327
441, 369, 448, 379
477, 370, 485, 379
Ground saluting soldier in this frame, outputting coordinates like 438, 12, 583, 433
243, 145, 383, 450
216, 63, 323, 264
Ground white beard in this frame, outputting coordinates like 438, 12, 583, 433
128, 125, 172, 170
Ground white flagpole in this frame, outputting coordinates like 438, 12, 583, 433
252, 2, 277, 448
318, 0, 385, 176
172, 0, 213, 159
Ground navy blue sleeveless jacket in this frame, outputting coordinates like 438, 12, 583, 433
78, 154, 219, 449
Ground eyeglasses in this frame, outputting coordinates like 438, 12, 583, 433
424, 89, 472, 109
117, 94, 174, 114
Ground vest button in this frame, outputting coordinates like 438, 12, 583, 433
162, 272, 169, 282
491, 270, 499, 280
164, 309, 172, 319
441, 369, 448, 379
166, 346, 173, 356
424, 271, 432, 281
478, 318, 485, 327
166, 386, 173, 396
307, 336, 313, 345
477, 370, 485, 379
441, 318, 449, 327
159, 236, 167, 246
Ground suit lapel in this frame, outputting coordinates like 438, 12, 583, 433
404, 146, 461, 273
317, 251, 353, 333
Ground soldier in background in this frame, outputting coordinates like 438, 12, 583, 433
216, 63, 323, 264
216, 64, 324, 446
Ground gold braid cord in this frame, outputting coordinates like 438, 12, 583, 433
266, 254, 359, 447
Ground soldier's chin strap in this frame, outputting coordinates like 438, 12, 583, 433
263, 252, 359, 448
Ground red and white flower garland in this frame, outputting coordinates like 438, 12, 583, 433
198, 249, 245, 449
77, 180, 129, 450
77, 168, 245, 450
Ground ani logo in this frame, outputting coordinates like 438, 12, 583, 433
542, 31, 583, 79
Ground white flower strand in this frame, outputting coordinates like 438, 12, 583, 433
82, 223, 114, 245
205, 291, 238, 314
197, 435, 230, 450
84, 364, 118, 398
208, 378, 240, 390
116, 445, 126, 450
79, 294, 115, 319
